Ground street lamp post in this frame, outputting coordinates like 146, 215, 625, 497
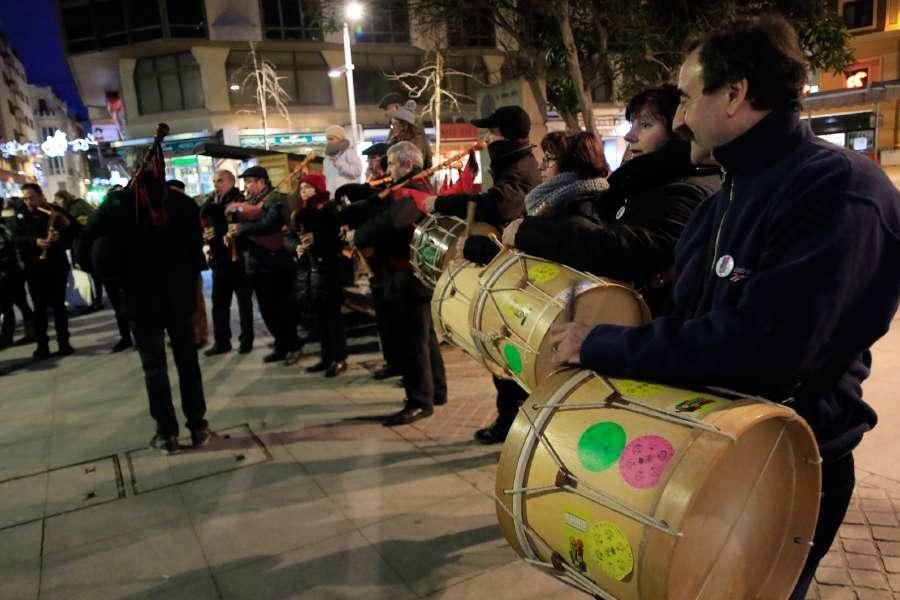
342, 2, 364, 143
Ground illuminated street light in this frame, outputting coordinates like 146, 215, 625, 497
346, 2, 364, 21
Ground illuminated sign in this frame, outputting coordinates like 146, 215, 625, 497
846, 68, 869, 89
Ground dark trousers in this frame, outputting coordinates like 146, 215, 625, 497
27, 267, 70, 350
393, 297, 447, 408
107, 286, 132, 342
493, 376, 530, 428
789, 453, 856, 599
0, 290, 14, 343
132, 314, 207, 437
252, 270, 301, 353
9, 272, 33, 332
90, 272, 104, 307
313, 272, 346, 364
211, 269, 254, 349
372, 282, 400, 368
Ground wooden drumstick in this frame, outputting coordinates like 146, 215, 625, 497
565, 281, 578, 322
464, 200, 476, 237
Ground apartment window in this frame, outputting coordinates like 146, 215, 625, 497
842, 0, 875, 29
352, 53, 419, 104
354, 0, 410, 44
60, 0, 206, 54
447, 17, 495, 48
259, 0, 323, 40
443, 56, 486, 103
135, 52, 204, 114
38, 99, 51, 116
226, 50, 332, 106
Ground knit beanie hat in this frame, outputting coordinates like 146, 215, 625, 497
299, 173, 327, 194
388, 100, 418, 126
325, 125, 347, 140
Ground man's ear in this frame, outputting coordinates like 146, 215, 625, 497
725, 79, 749, 117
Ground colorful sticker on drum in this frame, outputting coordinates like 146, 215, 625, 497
619, 435, 675, 490
499, 295, 531, 326
568, 536, 588, 573
668, 396, 728, 418
612, 379, 669, 400
527, 263, 560, 284
420, 245, 438, 266
590, 521, 634, 581
503, 344, 524, 375
577, 422, 626, 471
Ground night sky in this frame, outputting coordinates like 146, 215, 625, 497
0, 0, 88, 121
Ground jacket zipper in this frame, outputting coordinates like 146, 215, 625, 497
710, 172, 735, 273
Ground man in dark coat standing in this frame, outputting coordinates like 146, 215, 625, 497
81, 165, 210, 454
549, 17, 900, 599
12, 183, 76, 360
425, 105, 541, 444
200, 169, 254, 356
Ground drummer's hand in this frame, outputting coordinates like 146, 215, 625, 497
36, 238, 51, 249
424, 196, 437, 213
547, 322, 593, 367
502, 218, 523, 247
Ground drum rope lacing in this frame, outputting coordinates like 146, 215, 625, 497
506, 401, 683, 537
493, 491, 620, 600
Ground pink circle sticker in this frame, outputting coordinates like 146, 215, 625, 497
619, 435, 675, 489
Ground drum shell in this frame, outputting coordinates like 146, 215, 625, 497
471, 249, 650, 392
495, 369, 821, 600
410, 214, 497, 289
432, 259, 508, 379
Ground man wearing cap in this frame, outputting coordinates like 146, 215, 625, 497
427, 105, 540, 444
387, 100, 433, 169
227, 166, 303, 364
200, 169, 254, 356
363, 142, 390, 184
323, 125, 363, 195
378, 93, 405, 122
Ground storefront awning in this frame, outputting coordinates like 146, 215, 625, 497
191, 143, 322, 165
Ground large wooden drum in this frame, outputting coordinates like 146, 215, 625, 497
410, 214, 497, 289
471, 249, 650, 392
432, 259, 509, 378
495, 369, 821, 600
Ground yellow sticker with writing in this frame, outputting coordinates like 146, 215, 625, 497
500, 295, 531, 327
611, 379, 670, 400
590, 521, 634, 581
527, 263, 560, 284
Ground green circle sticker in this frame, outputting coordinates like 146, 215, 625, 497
503, 344, 523, 374
577, 422, 627, 471
420, 245, 437, 265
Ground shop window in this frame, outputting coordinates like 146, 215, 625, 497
352, 53, 420, 105
260, 0, 323, 40
354, 0, 410, 44
447, 17, 496, 48
135, 52, 204, 115
226, 50, 332, 107
841, 0, 875, 30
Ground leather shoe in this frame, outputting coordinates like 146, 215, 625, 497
238, 343, 253, 354
56, 343, 76, 356
373, 365, 401, 380
434, 397, 447, 406
383, 405, 433, 427
305, 361, 328, 373
263, 350, 287, 363
325, 360, 347, 377
111, 338, 133, 353
474, 421, 512, 445
204, 345, 231, 357
32, 347, 51, 361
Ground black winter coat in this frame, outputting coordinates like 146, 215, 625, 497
199, 186, 245, 273
292, 195, 342, 276
11, 204, 76, 273
580, 107, 900, 460
434, 139, 540, 227
237, 191, 293, 275
80, 189, 203, 325
515, 139, 720, 315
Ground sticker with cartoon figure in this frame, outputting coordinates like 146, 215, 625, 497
527, 263, 560, 284
577, 422, 626, 471
668, 396, 727, 418
499, 294, 531, 327
590, 521, 634, 581
503, 344, 524, 375
568, 537, 588, 572
619, 435, 675, 489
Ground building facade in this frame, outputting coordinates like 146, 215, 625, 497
29, 85, 90, 198
58, 0, 514, 195
805, 0, 900, 186
0, 33, 39, 198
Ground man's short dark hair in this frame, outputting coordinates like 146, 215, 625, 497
688, 15, 807, 110
166, 179, 186, 192
625, 84, 682, 132
21, 183, 43, 196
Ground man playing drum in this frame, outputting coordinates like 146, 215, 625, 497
548, 16, 900, 599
